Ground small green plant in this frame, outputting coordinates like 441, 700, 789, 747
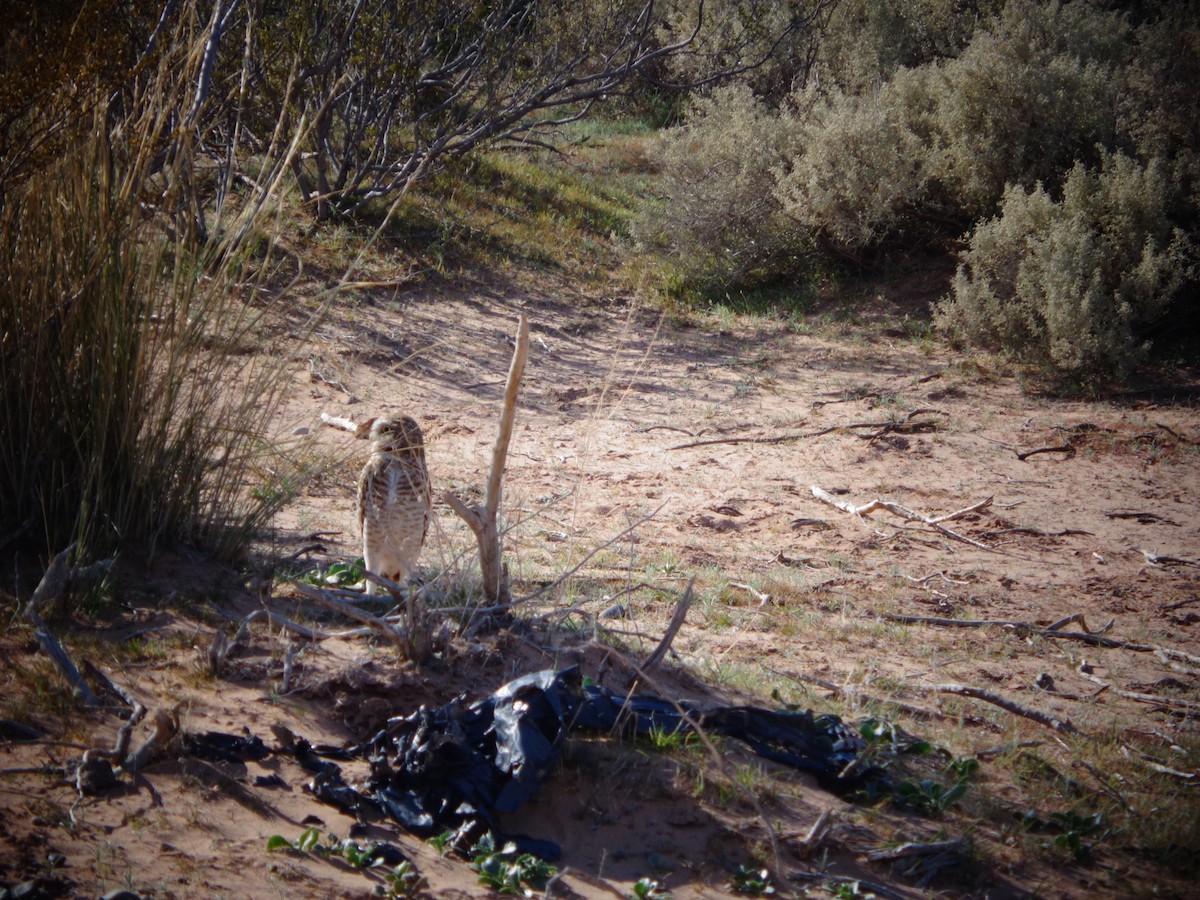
730, 864, 774, 895
1017, 807, 1108, 862
380, 860, 426, 898
631, 877, 672, 899
832, 881, 877, 899
892, 753, 979, 816
267, 826, 322, 854
300, 559, 366, 587
468, 832, 557, 895
642, 724, 692, 752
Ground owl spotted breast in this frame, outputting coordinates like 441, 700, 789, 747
357, 415, 432, 595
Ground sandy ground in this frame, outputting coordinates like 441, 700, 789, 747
2, 273, 1198, 898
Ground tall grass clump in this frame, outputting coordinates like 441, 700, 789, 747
0, 31, 307, 565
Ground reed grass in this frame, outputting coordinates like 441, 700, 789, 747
0, 14, 308, 569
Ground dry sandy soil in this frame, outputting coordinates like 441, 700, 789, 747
2, 269, 1199, 899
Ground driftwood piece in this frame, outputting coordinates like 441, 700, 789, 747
812, 485, 995, 551
867, 837, 968, 862
642, 578, 694, 673
22, 545, 101, 708
123, 706, 181, 773
918, 682, 1082, 735
319, 411, 372, 438
1138, 549, 1200, 569
791, 873, 906, 900
444, 314, 529, 606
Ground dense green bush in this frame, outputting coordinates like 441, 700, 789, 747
814, 0, 998, 94
637, 84, 805, 289
925, 0, 1127, 215
935, 153, 1194, 379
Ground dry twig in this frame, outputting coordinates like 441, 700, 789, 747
811, 485, 995, 551
444, 314, 529, 605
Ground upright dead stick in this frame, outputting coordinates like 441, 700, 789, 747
643, 578, 694, 673
444, 314, 529, 605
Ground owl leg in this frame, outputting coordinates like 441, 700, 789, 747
362, 532, 380, 595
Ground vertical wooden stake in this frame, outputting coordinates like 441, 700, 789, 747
444, 314, 529, 606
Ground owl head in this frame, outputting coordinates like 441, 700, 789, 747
369, 415, 425, 456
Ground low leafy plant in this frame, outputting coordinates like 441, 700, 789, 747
267, 826, 322, 854
299, 559, 367, 588
380, 860, 426, 898
468, 832, 557, 896
631, 877, 672, 899
893, 755, 979, 817
730, 863, 775, 895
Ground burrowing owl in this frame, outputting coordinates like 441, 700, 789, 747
357, 416, 431, 595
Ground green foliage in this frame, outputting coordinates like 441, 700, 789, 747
267, 826, 322, 854
631, 877, 673, 899
814, 0, 999, 93
730, 864, 775, 895
922, 0, 1128, 215
468, 833, 557, 896
892, 755, 978, 817
300, 559, 367, 588
936, 152, 1194, 381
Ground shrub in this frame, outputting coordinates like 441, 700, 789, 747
926, 0, 1129, 216
935, 153, 1195, 380
774, 81, 933, 254
636, 84, 806, 291
0, 27, 307, 564
814, 0, 999, 94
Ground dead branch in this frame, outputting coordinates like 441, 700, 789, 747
794, 808, 834, 856
642, 578, 694, 673
292, 582, 409, 653
1106, 510, 1179, 525
1076, 664, 1200, 713
728, 581, 772, 606
1016, 444, 1076, 461
918, 683, 1083, 735
879, 612, 1200, 665
1121, 745, 1199, 782
811, 391, 880, 408
319, 411, 372, 437
1161, 597, 1200, 612
671, 410, 948, 451
122, 705, 181, 773
811, 485, 995, 551
635, 424, 696, 436
867, 837, 968, 862
444, 314, 529, 605
1138, 549, 1200, 569
791, 873, 907, 900
666, 431, 809, 451
22, 545, 101, 708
